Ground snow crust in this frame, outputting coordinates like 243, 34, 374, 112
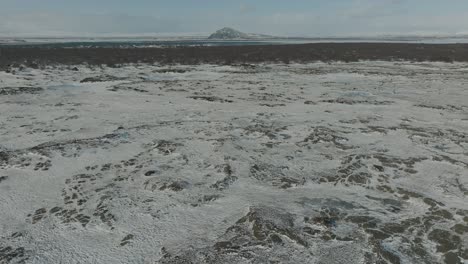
0, 61, 467, 263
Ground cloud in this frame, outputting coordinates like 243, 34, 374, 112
341, 0, 405, 19
239, 3, 256, 14
0, 1, 467, 37
0, 12, 183, 36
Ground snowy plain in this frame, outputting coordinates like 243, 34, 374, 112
0, 61, 467, 263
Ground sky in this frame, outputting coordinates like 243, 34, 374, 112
1, 0, 468, 37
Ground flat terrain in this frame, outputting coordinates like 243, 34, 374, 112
2, 43, 468, 71
0, 61, 467, 263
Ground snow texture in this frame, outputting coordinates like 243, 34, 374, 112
0, 61, 467, 264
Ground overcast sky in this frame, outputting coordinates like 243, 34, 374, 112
1, 0, 468, 37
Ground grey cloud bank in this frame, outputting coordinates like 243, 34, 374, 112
0, 1, 467, 38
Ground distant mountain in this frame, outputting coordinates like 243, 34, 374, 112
208, 27, 273, 40
208, 28, 249, 40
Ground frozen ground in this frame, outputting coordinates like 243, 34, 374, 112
0, 61, 467, 264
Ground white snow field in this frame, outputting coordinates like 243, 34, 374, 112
0, 62, 467, 264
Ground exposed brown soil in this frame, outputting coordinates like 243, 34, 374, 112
1, 43, 468, 70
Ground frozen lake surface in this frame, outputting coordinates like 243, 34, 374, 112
3, 36, 468, 48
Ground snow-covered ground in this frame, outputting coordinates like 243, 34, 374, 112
0, 62, 467, 264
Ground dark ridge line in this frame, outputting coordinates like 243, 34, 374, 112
1, 43, 467, 71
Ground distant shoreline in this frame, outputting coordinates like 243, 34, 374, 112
1, 43, 468, 70
3, 36, 468, 47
